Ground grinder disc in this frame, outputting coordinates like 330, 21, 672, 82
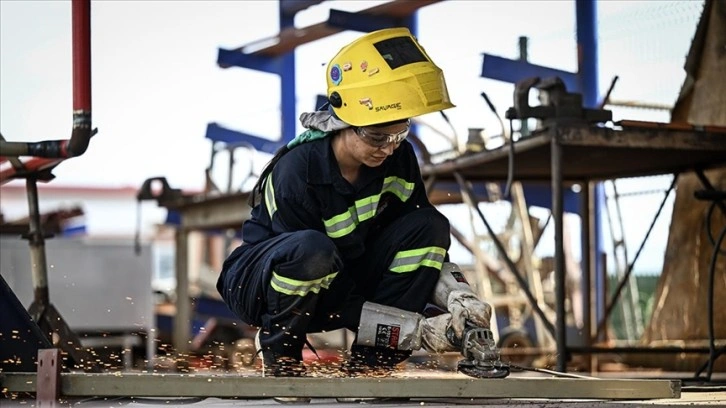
457, 359, 510, 379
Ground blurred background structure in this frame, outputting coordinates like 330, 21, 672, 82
1, 0, 724, 397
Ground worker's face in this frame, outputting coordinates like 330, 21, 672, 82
353, 120, 410, 166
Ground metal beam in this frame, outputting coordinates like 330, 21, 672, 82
155, 190, 252, 232
174, 193, 252, 231
216, 49, 282, 73
220, 0, 442, 59
481, 54, 579, 91
1, 372, 681, 400
420, 125, 726, 182
205, 123, 284, 154
327, 9, 400, 33
279, 0, 325, 16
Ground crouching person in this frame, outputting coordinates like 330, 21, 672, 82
216, 27, 494, 402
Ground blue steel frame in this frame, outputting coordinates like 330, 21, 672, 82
480, 0, 605, 367
205, 0, 604, 371
211, 0, 417, 153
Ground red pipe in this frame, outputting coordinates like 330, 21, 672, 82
0, 0, 93, 159
67, 0, 92, 157
72, 0, 91, 113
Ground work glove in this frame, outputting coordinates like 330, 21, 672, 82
431, 262, 493, 339
421, 313, 459, 353
447, 290, 493, 339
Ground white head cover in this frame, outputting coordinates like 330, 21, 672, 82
299, 109, 350, 132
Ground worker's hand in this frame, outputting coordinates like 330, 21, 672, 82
421, 313, 458, 353
448, 291, 492, 338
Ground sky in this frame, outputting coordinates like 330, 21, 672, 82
0, 0, 704, 272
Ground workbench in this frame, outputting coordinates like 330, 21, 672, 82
420, 121, 726, 372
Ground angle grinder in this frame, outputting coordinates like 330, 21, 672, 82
447, 322, 510, 379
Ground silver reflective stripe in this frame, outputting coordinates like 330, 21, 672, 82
324, 208, 357, 238
381, 176, 414, 202
264, 174, 277, 218
323, 177, 415, 239
354, 195, 379, 223
270, 270, 338, 297
389, 246, 447, 273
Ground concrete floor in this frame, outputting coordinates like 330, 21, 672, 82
3, 392, 726, 407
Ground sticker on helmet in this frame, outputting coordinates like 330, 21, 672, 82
368, 67, 380, 77
360, 60, 368, 72
330, 64, 342, 85
342, 62, 352, 71
359, 98, 373, 110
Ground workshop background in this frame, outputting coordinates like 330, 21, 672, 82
1, 0, 724, 394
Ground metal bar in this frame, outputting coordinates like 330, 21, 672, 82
174, 195, 252, 231
72, 0, 91, 114
221, 0, 441, 59
453, 172, 556, 339
594, 174, 678, 340
606, 99, 673, 111
575, 0, 599, 108
216, 48, 282, 73
552, 133, 567, 372
0, 0, 94, 160
518, 36, 531, 137
580, 180, 592, 372
327, 9, 399, 32
557, 126, 726, 150
25, 177, 50, 306
36, 349, 61, 404
569, 346, 725, 354
204, 123, 284, 154
480, 54, 579, 92
173, 228, 190, 355
603, 180, 638, 339
575, 0, 606, 354
279, 0, 325, 16
1, 372, 681, 400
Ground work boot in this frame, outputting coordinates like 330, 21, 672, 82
255, 330, 311, 404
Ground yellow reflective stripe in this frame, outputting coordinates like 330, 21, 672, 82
354, 195, 380, 223
264, 174, 277, 218
389, 246, 447, 273
381, 176, 414, 202
322, 177, 414, 239
324, 209, 357, 238
270, 270, 338, 297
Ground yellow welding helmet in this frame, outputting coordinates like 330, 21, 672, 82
326, 27, 455, 127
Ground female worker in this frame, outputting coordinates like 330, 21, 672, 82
217, 27, 492, 378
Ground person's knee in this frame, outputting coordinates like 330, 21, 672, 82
426, 208, 450, 236
409, 207, 450, 244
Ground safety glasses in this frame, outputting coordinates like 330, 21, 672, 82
354, 120, 410, 148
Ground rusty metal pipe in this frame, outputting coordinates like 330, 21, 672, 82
0, 0, 92, 159
26, 177, 50, 307
68, 0, 92, 157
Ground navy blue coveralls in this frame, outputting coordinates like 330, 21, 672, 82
217, 134, 451, 362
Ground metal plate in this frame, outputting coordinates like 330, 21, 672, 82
1, 372, 680, 400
